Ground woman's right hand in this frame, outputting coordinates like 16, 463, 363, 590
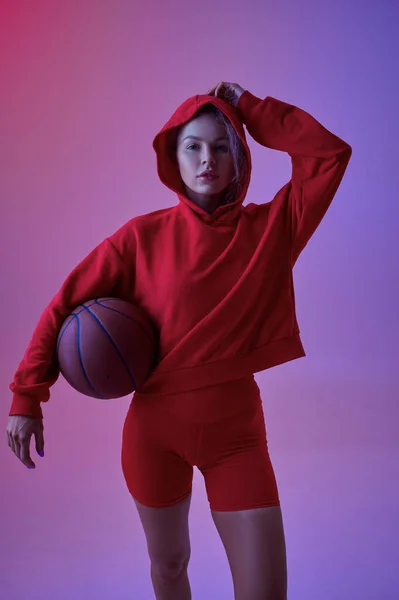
6, 415, 45, 469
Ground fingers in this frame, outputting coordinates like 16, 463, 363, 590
206, 82, 226, 96
215, 82, 225, 97
7, 422, 36, 468
7, 430, 16, 455
206, 82, 238, 105
19, 433, 35, 468
35, 427, 45, 458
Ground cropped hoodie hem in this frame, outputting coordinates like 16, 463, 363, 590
136, 334, 305, 395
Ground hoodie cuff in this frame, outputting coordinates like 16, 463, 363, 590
9, 395, 44, 419
236, 90, 263, 123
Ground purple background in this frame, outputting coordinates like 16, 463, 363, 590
1, 1, 398, 598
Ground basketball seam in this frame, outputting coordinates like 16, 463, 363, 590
83, 304, 138, 391
94, 298, 155, 345
76, 315, 105, 398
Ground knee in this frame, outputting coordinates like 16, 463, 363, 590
150, 552, 190, 583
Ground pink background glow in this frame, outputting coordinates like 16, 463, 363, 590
1, 1, 398, 598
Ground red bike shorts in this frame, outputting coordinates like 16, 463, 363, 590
121, 375, 280, 512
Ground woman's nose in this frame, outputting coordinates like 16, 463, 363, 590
201, 150, 216, 165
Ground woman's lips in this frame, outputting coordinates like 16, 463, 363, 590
197, 174, 219, 181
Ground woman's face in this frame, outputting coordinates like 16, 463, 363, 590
176, 113, 235, 213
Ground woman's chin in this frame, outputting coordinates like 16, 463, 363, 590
183, 182, 233, 211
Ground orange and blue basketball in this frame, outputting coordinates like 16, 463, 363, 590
56, 298, 158, 399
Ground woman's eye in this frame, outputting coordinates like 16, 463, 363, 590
186, 144, 229, 151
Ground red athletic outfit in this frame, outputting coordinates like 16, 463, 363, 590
122, 376, 279, 510
9, 91, 351, 510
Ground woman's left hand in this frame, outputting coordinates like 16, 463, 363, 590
206, 81, 246, 108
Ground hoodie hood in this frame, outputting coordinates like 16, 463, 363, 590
152, 94, 252, 222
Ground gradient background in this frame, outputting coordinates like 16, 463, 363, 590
1, 1, 398, 598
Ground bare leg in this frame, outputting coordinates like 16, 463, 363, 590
150, 559, 191, 600
134, 493, 192, 600
211, 505, 287, 600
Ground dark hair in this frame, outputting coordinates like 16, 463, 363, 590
170, 104, 249, 204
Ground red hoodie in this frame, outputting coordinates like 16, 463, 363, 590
9, 91, 352, 419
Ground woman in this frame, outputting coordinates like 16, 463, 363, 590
7, 82, 352, 600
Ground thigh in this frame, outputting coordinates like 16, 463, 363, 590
135, 491, 192, 568
121, 397, 194, 508
200, 397, 280, 511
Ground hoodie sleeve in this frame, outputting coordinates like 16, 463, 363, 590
9, 237, 131, 419
237, 91, 352, 264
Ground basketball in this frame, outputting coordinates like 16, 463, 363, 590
56, 298, 158, 399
